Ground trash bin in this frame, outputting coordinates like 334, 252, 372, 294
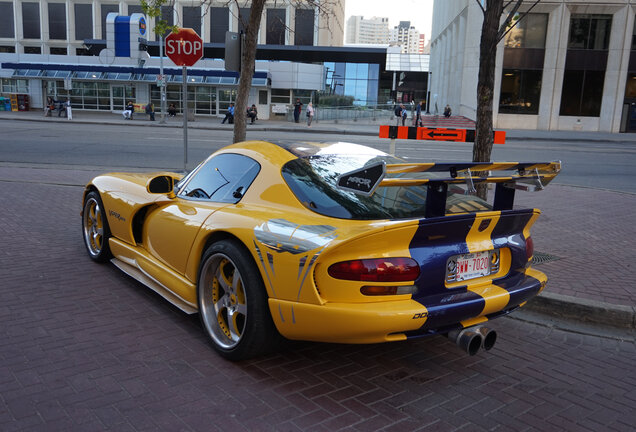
0, 97, 4, 111
187, 108, 195, 122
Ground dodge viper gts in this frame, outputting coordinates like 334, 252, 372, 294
81, 141, 560, 360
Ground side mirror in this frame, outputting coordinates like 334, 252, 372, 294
147, 175, 175, 198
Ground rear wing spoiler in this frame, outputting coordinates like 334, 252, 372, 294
337, 161, 561, 218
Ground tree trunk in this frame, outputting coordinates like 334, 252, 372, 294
233, 0, 266, 143
474, 0, 503, 199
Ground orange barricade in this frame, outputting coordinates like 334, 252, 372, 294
379, 126, 506, 144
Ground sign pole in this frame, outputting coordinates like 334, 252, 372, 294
159, 34, 166, 124
182, 66, 188, 172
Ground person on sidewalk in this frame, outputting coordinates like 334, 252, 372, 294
168, 103, 177, 117
57, 99, 66, 117
306, 102, 314, 127
247, 104, 258, 124
222, 103, 234, 124
293, 98, 303, 123
65, 99, 72, 120
123, 101, 134, 120
44, 97, 54, 117
401, 104, 408, 126
394, 104, 402, 126
415, 101, 423, 127
444, 104, 452, 118
145, 103, 155, 121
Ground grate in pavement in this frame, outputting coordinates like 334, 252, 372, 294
532, 251, 560, 265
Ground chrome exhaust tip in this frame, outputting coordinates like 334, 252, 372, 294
447, 328, 483, 356
477, 327, 497, 351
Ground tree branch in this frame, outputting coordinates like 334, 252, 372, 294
475, 0, 485, 14
497, 0, 541, 43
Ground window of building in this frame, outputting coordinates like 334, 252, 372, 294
295, 9, 314, 46
271, 88, 291, 104
625, 74, 636, 98
128, 5, 143, 15
76, 47, 90, 56
155, 6, 174, 41
24, 46, 42, 54
101, 4, 119, 40
499, 69, 542, 114
1, 78, 29, 93
239, 8, 251, 34
505, 13, 548, 48
74, 4, 92, 40
48, 3, 66, 40
267, 9, 286, 45
259, 90, 268, 105
183, 6, 201, 35
559, 70, 605, 116
568, 14, 612, 50
210, 7, 228, 43
0, 2, 15, 38
50, 47, 67, 55
22, 2, 40, 39
0, 45, 16, 53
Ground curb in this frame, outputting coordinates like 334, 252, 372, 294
0, 115, 378, 136
525, 291, 636, 329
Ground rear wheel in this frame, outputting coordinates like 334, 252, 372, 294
197, 240, 281, 360
82, 191, 112, 262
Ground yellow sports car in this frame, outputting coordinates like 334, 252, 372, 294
82, 141, 560, 360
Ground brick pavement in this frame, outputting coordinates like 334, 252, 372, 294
1, 168, 635, 431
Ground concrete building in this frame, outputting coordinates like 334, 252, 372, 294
389, 21, 420, 54
430, 0, 636, 132
345, 15, 390, 44
0, 0, 345, 118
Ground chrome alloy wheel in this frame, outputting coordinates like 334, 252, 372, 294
199, 253, 248, 349
83, 196, 105, 257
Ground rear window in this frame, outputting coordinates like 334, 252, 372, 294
281, 154, 491, 220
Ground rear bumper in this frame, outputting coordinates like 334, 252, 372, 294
269, 268, 547, 344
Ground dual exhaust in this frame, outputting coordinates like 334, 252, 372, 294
446, 326, 497, 356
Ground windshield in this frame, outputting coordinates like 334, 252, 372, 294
281, 154, 492, 220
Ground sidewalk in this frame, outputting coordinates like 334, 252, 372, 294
5, 108, 636, 144
1, 108, 635, 332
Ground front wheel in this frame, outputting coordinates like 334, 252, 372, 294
197, 240, 281, 361
82, 191, 112, 262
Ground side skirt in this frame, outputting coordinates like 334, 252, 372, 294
111, 258, 198, 314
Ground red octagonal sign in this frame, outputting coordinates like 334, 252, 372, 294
165, 28, 203, 67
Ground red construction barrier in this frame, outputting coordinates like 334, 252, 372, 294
379, 126, 506, 144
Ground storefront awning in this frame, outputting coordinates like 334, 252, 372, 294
1, 62, 270, 87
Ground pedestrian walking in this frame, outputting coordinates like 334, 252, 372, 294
415, 100, 423, 127
293, 98, 303, 123
145, 103, 155, 121
306, 102, 314, 127
444, 104, 452, 118
394, 104, 402, 126
401, 104, 407, 126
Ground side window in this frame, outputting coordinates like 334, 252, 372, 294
179, 153, 260, 203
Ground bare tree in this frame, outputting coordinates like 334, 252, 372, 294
474, 0, 540, 198
142, 0, 343, 144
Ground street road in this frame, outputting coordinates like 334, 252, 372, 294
1, 120, 635, 193
1, 120, 635, 430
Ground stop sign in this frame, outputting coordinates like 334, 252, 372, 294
165, 28, 203, 67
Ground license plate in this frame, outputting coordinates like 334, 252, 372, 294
446, 251, 491, 282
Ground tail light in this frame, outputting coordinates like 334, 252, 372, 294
328, 258, 420, 282
526, 236, 534, 261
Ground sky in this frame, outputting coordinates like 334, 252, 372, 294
344, 0, 434, 41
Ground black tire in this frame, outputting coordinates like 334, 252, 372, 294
197, 240, 281, 361
82, 191, 113, 263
